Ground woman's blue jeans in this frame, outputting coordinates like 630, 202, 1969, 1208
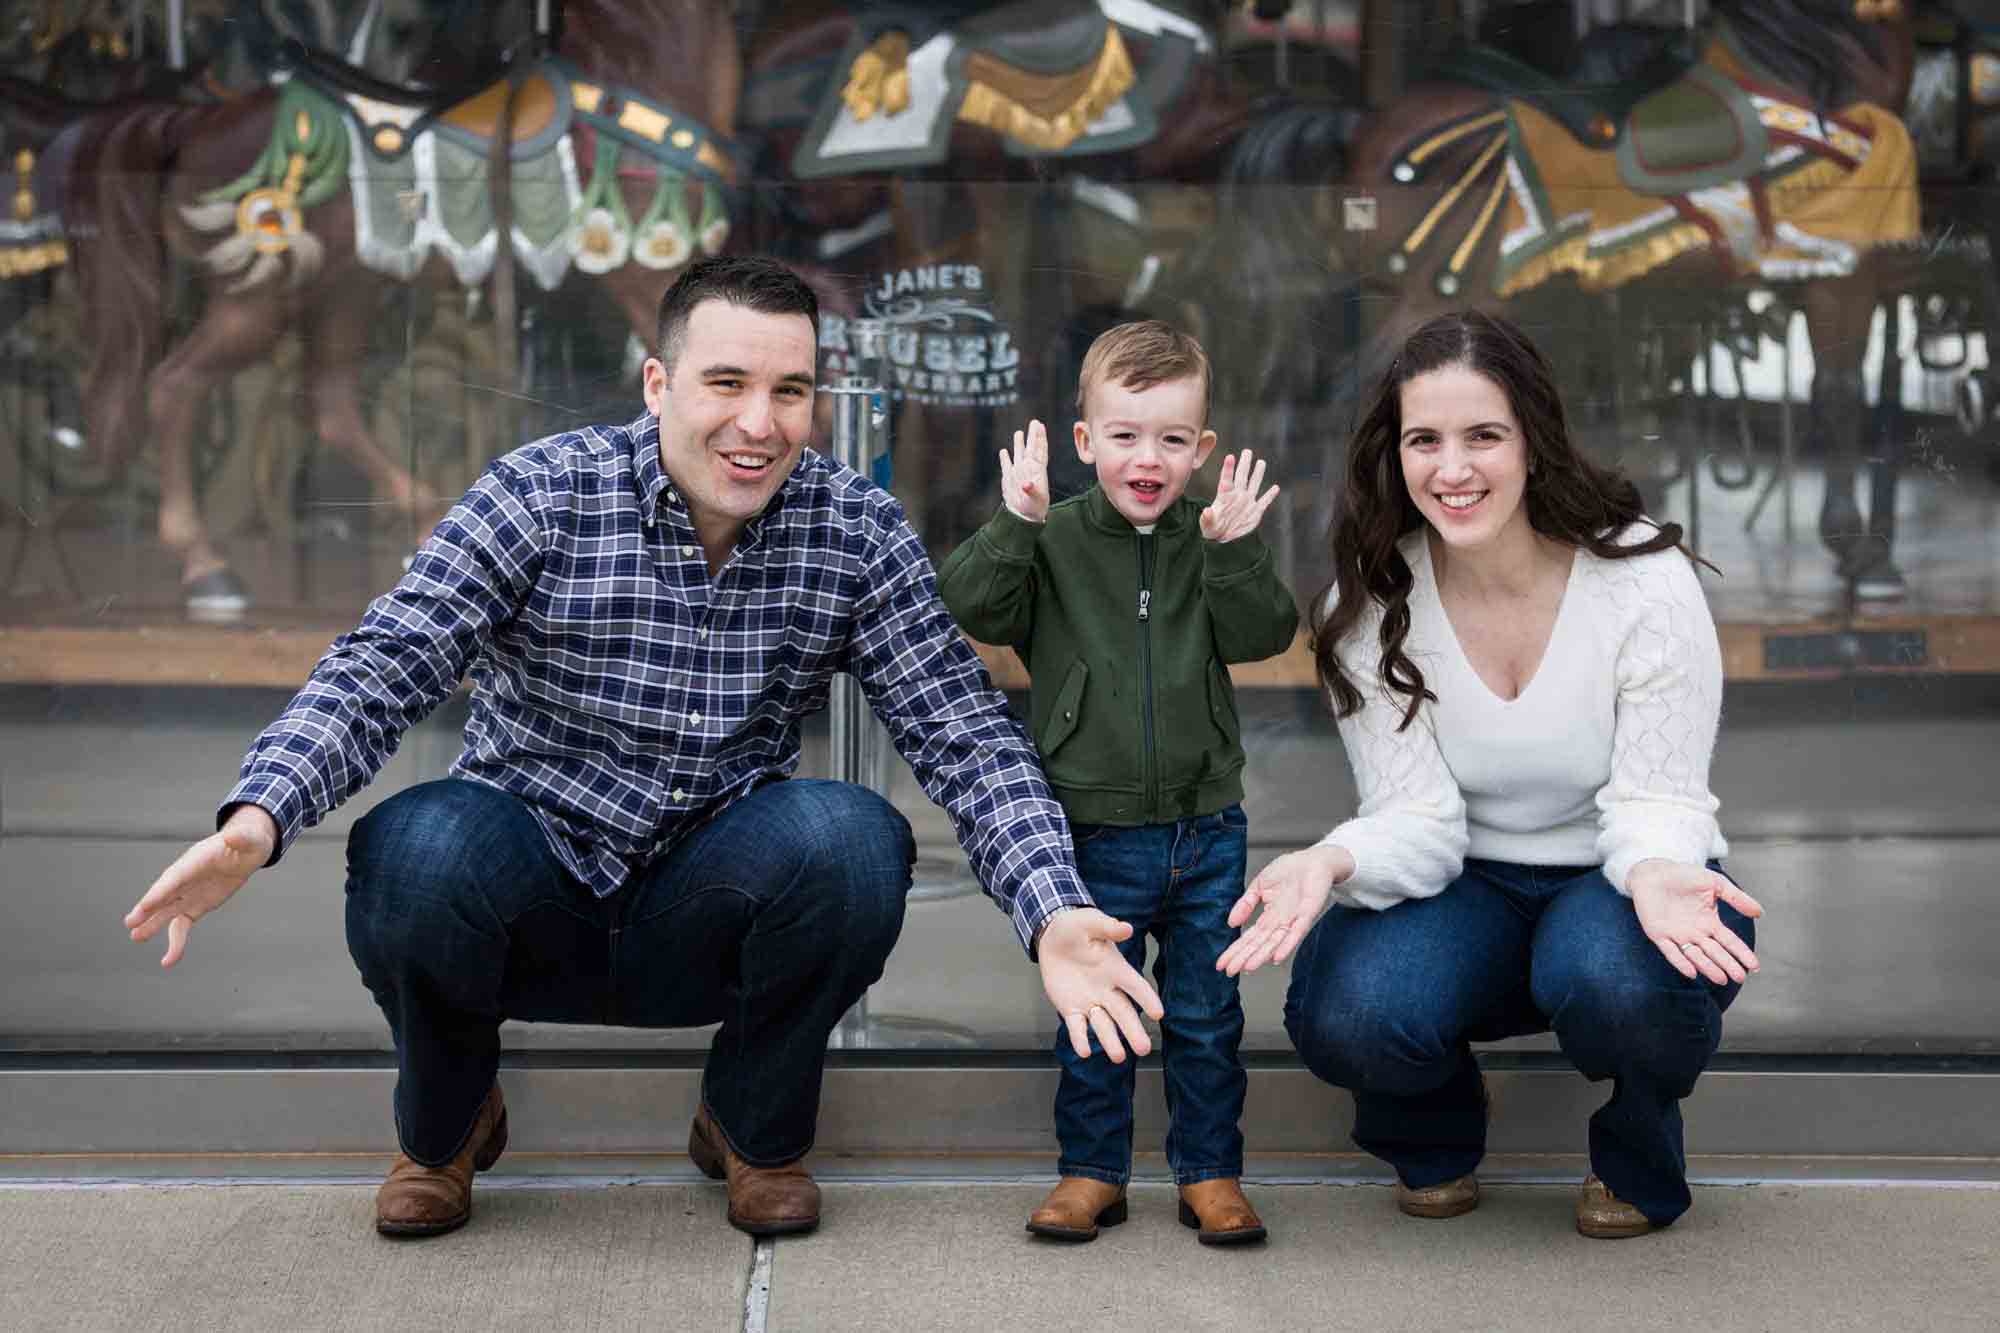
344, 777, 913, 1168
1055, 807, 1249, 1187
1283, 859, 1751, 1226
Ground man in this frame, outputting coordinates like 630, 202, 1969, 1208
124, 256, 1163, 1239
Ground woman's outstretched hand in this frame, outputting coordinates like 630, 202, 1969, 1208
1217, 844, 1354, 976
1626, 858, 1764, 985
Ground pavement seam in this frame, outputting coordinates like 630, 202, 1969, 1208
741, 1237, 773, 1333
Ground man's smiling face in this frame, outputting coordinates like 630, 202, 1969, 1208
642, 298, 817, 568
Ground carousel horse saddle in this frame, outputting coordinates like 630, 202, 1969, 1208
433, 73, 562, 146
783, 0, 1206, 177
956, 0, 1110, 76
1614, 62, 1769, 196
1428, 35, 1695, 148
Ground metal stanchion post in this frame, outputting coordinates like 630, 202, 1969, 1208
820, 321, 983, 1050
823, 323, 890, 1049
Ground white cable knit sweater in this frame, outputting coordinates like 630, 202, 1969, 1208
1319, 524, 1727, 910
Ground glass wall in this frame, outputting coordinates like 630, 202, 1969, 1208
2, 0, 1995, 1059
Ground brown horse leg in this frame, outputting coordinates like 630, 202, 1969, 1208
1799, 276, 1874, 578
303, 281, 443, 537
1856, 295, 1907, 598
144, 290, 291, 588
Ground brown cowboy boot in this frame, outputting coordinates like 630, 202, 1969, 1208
375, 1083, 509, 1237
1025, 1176, 1128, 1241
1576, 1174, 1655, 1239
1177, 1178, 1268, 1245
1396, 1173, 1480, 1219
688, 1104, 821, 1236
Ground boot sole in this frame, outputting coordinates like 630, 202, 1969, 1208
1576, 1216, 1655, 1239
1177, 1199, 1267, 1245
1396, 1176, 1479, 1219
375, 1107, 508, 1238
1025, 1196, 1127, 1242
1397, 1195, 1479, 1219
730, 1211, 820, 1237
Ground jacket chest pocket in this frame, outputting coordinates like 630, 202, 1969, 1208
1040, 659, 1089, 757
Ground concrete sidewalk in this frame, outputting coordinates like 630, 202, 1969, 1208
4, 1178, 1995, 1332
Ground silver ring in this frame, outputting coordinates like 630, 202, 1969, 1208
1682, 942, 1703, 953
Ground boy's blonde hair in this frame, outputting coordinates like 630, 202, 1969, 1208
1076, 320, 1212, 426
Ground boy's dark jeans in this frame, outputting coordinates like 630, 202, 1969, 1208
1054, 806, 1250, 1187
345, 777, 913, 1168
1283, 858, 1751, 1226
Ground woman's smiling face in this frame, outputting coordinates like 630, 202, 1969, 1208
1397, 363, 1532, 554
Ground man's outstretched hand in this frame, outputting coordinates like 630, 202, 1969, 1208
1036, 907, 1165, 1063
124, 804, 277, 969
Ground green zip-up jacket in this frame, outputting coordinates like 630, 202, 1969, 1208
937, 486, 1300, 826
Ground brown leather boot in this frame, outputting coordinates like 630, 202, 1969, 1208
1396, 1173, 1479, 1219
375, 1083, 508, 1237
1576, 1174, 1655, 1238
688, 1104, 821, 1237
1177, 1178, 1267, 1245
1025, 1177, 1127, 1242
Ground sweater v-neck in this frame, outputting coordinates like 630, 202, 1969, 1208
1418, 532, 1581, 707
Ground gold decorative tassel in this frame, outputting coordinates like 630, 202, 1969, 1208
843, 31, 913, 121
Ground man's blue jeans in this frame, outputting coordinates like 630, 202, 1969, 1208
1055, 807, 1249, 1187
1283, 859, 1751, 1226
344, 777, 913, 1168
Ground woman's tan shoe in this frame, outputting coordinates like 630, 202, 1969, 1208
1575, 1175, 1655, 1238
1026, 1177, 1128, 1241
1177, 1178, 1268, 1245
1395, 1173, 1480, 1219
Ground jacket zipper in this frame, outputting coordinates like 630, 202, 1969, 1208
1137, 532, 1156, 814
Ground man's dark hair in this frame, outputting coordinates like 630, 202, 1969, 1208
654, 256, 820, 372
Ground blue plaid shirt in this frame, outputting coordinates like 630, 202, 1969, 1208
223, 412, 1091, 952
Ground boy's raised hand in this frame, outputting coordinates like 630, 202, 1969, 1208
1200, 449, 1280, 543
998, 419, 1051, 524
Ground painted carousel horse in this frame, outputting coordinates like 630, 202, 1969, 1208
1178, 0, 1923, 597
13, 0, 738, 613
738, 0, 1272, 548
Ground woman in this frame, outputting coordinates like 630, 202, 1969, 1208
1218, 309, 1761, 1237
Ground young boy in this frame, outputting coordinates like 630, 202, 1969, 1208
938, 321, 1298, 1244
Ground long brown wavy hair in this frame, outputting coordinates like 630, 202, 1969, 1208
1313, 309, 1711, 729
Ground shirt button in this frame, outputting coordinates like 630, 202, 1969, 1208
697, 628, 709, 640
681, 544, 695, 557
689, 712, 703, 726
672, 788, 687, 802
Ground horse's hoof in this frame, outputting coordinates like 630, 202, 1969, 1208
1848, 554, 1908, 602
184, 568, 249, 619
